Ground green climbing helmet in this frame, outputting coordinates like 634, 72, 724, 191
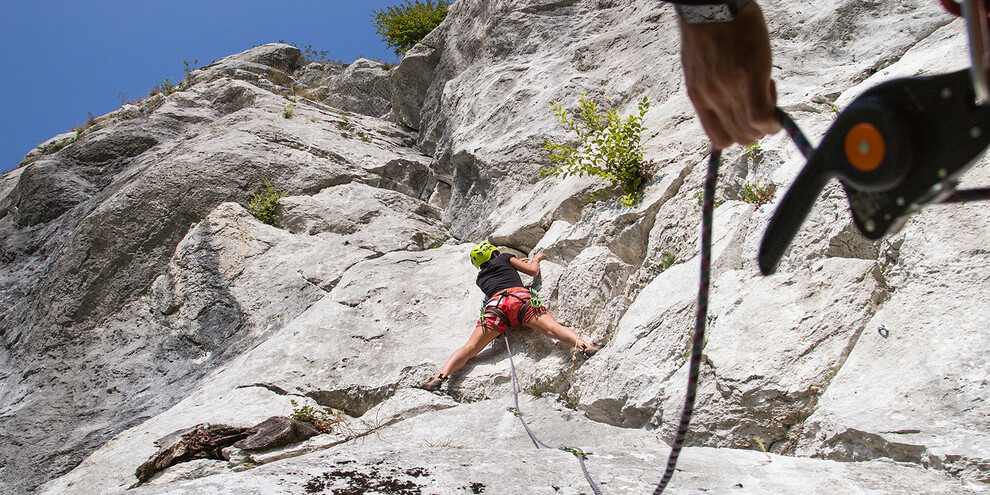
470, 242, 498, 269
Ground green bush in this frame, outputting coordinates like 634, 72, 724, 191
151, 78, 186, 97
247, 179, 287, 226
372, 0, 451, 57
740, 183, 776, 207
290, 400, 343, 433
543, 95, 652, 207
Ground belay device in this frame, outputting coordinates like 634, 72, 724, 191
656, 1, 990, 493
759, 0, 990, 274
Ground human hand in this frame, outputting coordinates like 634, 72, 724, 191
533, 252, 548, 262
677, 2, 780, 149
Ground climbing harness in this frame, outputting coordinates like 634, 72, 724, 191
503, 332, 604, 495
658, 3, 990, 491
481, 287, 546, 331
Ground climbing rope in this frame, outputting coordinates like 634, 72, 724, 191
652, 145, 720, 495
504, 332, 604, 495
653, 109, 812, 494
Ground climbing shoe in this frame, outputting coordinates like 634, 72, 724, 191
580, 343, 603, 358
423, 374, 446, 392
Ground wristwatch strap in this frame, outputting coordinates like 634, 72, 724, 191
674, 0, 754, 24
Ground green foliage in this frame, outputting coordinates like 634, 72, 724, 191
527, 377, 555, 398
542, 95, 652, 207
290, 400, 343, 433
43, 136, 76, 154
206, 423, 234, 435
183, 58, 200, 76
740, 183, 776, 207
693, 190, 725, 208
660, 250, 676, 271
283, 104, 294, 119
754, 436, 773, 462
372, 0, 452, 57
43, 113, 99, 155
279, 40, 331, 64
745, 141, 762, 158
152, 78, 187, 96
247, 179, 287, 226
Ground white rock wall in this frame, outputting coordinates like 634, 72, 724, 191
4, 0, 990, 493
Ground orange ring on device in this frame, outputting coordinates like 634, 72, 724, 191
844, 123, 886, 172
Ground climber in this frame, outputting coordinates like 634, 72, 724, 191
423, 242, 602, 391
662, 0, 781, 149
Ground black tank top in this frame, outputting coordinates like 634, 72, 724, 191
476, 253, 524, 299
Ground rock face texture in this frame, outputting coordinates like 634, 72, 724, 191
1, 1, 989, 494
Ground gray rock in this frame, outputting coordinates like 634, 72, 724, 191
8, 0, 990, 494
390, 43, 442, 129
323, 58, 394, 118
233, 416, 321, 451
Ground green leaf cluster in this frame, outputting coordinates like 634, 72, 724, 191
152, 78, 187, 97
740, 183, 776, 207
542, 95, 651, 207
372, 0, 451, 57
290, 400, 343, 433
247, 179, 287, 226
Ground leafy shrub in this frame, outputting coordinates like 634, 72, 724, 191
372, 0, 452, 57
740, 183, 776, 207
542, 95, 652, 207
290, 400, 343, 433
151, 78, 186, 97
247, 179, 287, 226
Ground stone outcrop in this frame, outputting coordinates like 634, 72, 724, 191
2, 1, 989, 494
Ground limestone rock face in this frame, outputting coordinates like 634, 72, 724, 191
3, 1, 990, 494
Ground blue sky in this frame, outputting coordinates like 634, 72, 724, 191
0, 1, 405, 175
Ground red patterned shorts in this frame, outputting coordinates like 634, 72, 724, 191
479, 287, 547, 334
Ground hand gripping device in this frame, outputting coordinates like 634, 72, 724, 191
759, 0, 990, 275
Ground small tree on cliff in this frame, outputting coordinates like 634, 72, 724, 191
542, 95, 654, 207
371, 0, 452, 57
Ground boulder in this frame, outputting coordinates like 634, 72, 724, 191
323, 58, 394, 118
233, 416, 321, 451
